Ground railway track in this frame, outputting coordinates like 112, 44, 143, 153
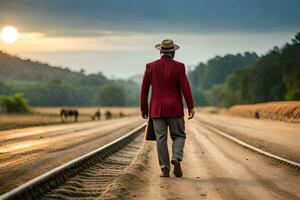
196, 118, 300, 169
0, 123, 146, 200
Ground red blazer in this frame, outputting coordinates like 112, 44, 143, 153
140, 55, 194, 118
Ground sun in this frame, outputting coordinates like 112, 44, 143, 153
1, 26, 19, 44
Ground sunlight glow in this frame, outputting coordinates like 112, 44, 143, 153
1, 26, 19, 44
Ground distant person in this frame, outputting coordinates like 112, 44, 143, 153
140, 39, 195, 177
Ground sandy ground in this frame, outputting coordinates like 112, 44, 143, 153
196, 113, 300, 162
42, 132, 145, 200
102, 116, 300, 200
0, 116, 144, 195
1, 113, 299, 199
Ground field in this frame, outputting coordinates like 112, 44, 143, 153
33, 107, 139, 116
2, 101, 299, 131
0, 107, 139, 130
227, 101, 300, 123
196, 106, 227, 114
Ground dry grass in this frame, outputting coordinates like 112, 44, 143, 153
33, 107, 139, 116
0, 114, 61, 130
0, 107, 139, 130
227, 101, 300, 123
196, 106, 227, 114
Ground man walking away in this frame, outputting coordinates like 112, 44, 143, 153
140, 39, 195, 177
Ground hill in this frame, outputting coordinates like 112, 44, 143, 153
0, 51, 108, 85
0, 52, 138, 106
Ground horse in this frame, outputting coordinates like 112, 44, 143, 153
119, 111, 125, 118
91, 109, 101, 121
60, 108, 79, 122
105, 110, 112, 120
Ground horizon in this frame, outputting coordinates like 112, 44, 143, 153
0, 0, 299, 78
0, 35, 292, 80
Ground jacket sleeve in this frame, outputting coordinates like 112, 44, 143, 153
179, 64, 194, 110
140, 65, 150, 114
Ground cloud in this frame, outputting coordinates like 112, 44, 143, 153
44, 30, 131, 38
0, 1, 298, 78
1, 31, 170, 53
0, 0, 299, 36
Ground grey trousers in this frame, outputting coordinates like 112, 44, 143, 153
152, 117, 186, 172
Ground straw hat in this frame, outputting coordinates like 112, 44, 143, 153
155, 39, 180, 52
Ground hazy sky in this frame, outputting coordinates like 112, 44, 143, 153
0, 0, 299, 78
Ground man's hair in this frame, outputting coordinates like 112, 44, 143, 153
160, 50, 175, 58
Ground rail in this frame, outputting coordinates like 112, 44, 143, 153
0, 123, 146, 200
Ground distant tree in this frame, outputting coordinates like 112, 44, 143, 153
190, 52, 259, 90
285, 90, 300, 101
193, 88, 208, 106
79, 68, 85, 75
50, 79, 62, 84
293, 32, 300, 44
0, 81, 4, 94
222, 32, 300, 105
96, 84, 126, 106
0, 93, 30, 113
189, 52, 259, 106
114, 79, 140, 106
205, 84, 227, 107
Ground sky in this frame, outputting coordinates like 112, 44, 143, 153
0, 0, 299, 78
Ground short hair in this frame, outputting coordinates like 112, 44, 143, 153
160, 50, 175, 58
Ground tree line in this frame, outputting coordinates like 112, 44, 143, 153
0, 80, 136, 107
189, 32, 300, 107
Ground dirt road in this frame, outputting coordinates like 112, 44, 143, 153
0, 116, 144, 195
109, 114, 300, 200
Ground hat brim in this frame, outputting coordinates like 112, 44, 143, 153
155, 44, 180, 51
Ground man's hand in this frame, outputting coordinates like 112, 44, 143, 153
141, 112, 148, 119
188, 108, 195, 119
